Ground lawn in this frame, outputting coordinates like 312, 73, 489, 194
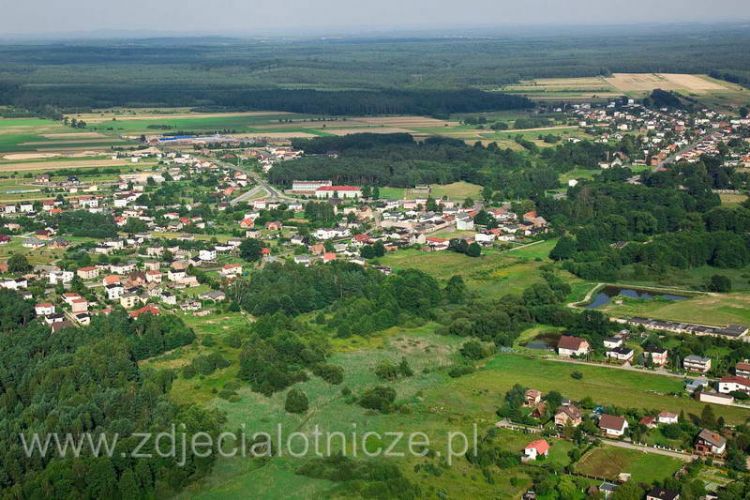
575, 446, 682, 483
378, 187, 406, 200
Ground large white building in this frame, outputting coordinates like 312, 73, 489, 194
292, 180, 332, 194
315, 186, 361, 199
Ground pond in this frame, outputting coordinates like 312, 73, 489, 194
585, 286, 689, 309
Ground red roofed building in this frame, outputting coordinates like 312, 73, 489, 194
718, 376, 750, 395
557, 336, 590, 357
323, 252, 337, 263
598, 414, 629, 437
353, 234, 373, 245
523, 440, 549, 460
129, 304, 160, 319
735, 361, 750, 378
240, 218, 255, 229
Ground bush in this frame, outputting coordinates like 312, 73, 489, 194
312, 363, 344, 385
448, 364, 476, 378
285, 388, 309, 414
571, 371, 583, 380
359, 386, 396, 413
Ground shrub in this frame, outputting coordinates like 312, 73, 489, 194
359, 386, 396, 413
285, 388, 309, 414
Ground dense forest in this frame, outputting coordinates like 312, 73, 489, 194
273, 133, 611, 199
0, 291, 221, 498
543, 160, 750, 281
0, 25, 749, 112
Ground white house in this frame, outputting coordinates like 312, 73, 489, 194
198, 249, 217, 262
105, 284, 124, 300
599, 414, 629, 437
35, 303, 56, 316
657, 411, 679, 425
557, 336, 590, 357
523, 440, 549, 461
718, 376, 750, 395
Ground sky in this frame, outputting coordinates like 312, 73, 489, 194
1, 0, 749, 37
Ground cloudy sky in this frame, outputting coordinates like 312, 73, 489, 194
1, 0, 749, 36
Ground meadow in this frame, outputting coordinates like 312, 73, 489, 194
574, 447, 683, 483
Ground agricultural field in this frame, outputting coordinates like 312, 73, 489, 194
0, 117, 134, 153
500, 73, 750, 110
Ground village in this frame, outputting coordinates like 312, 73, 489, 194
0, 94, 749, 498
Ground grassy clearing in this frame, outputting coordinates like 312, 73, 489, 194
429, 181, 482, 200
377, 187, 405, 200
559, 168, 600, 183
378, 247, 544, 296
575, 446, 682, 483
720, 193, 748, 207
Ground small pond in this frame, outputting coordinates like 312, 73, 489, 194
585, 286, 689, 309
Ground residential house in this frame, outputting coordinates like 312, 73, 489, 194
735, 361, 750, 378
198, 249, 217, 262
603, 337, 623, 349
129, 304, 160, 319
145, 270, 163, 284
105, 283, 124, 301
683, 355, 712, 373
522, 440, 549, 461
524, 389, 542, 406
606, 346, 634, 363
456, 214, 475, 231
640, 416, 657, 429
646, 487, 679, 500
221, 263, 242, 277
657, 411, 679, 425
77, 266, 99, 280
557, 336, 590, 357
695, 428, 727, 456
554, 406, 582, 428
645, 347, 669, 367
120, 293, 140, 309
598, 414, 628, 437
718, 376, 750, 395
35, 303, 56, 316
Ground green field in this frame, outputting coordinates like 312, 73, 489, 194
429, 181, 482, 200
440, 354, 750, 424
155, 313, 750, 498
599, 291, 750, 326
575, 446, 683, 483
